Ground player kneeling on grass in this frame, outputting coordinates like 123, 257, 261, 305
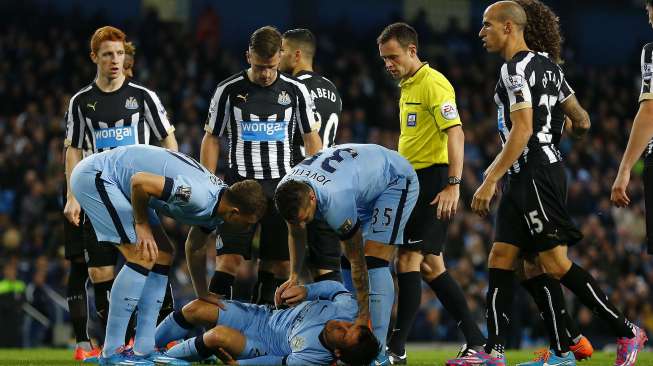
155, 280, 379, 365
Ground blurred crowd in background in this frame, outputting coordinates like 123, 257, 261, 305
1, 2, 653, 350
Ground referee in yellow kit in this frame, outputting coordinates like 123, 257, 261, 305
378, 23, 485, 363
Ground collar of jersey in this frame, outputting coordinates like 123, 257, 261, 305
93, 78, 128, 95
399, 62, 429, 87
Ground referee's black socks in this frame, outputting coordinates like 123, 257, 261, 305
429, 271, 486, 348
560, 263, 634, 338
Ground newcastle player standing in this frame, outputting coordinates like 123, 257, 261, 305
201, 26, 321, 305
63, 26, 179, 358
612, 0, 653, 256
279, 28, 343, 284
448, 2, 646, 365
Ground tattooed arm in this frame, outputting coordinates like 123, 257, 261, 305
341, 228, 370, 322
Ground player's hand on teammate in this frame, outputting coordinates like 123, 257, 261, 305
611, 172, 631, 207
471, 179, 497, 217
431, 185, 460, 220
199, 292, 226, 310
279, 284, 308, 307
135, 222, 158, 261
64, 196, 81, 226
215, 347, 238, 365
274, 276, 299, 308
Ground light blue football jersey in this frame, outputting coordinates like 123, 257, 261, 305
84, 145, 226, 231
279, 143, 416, 239
268, 281, 357, 365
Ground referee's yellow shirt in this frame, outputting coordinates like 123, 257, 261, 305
398, 63, 462, 170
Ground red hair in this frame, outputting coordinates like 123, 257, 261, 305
90, 26, 126, 54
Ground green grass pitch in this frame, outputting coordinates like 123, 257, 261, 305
0, 346, 650, 365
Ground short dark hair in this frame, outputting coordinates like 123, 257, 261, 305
647, 0, 653, 6
224, 180, 267, 219
274, 180, 312, 221
376, 22, 418, 50
338, 326, 380, 365
249, 26, 282, 58
283, 28, 316, 59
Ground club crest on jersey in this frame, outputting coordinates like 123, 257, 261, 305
174, 185, 192, 203
407, 113, 417, 127
440, 102, 458, 120
277, 91, 291, 105
507, 75, 524, 92
125, 97, 139, 110
290, 336, 305, 351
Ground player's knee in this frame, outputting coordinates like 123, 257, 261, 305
88, 265, 114, 283
182, 300, 214, 327
540, 256, 571, 280
396, 249, 422, 272
216, 254, 244, 274
522, 257, 544, 279
203, 326, 229, 348
420, 254, 445, 280
488, 244, 518, 269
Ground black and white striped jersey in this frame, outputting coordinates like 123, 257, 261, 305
639, 43, 653, 157
205, 70, 319, 179
64, 80, 174, 153
494, 51, 574, 174
291, 70, 342, 165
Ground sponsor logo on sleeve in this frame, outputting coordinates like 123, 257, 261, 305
338, 218, 353, 235
644, 63, 653, 80
174, 185, 192, 203
440, 102, 459, 120
407, 112, 417, 127
507, 74, 524, 92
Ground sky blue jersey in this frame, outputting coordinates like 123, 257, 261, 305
80, 145, 226, 231
278, 143, 417, 241
269, 281, 357, 365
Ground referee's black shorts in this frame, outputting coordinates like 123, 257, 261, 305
62, 186, 118, 267
403, 164, 449, 255
643, 162, 653, 254
217, 170, 289, 261
494, 162, 583, 253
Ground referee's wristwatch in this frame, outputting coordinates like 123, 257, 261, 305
447, 176, 462, 186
